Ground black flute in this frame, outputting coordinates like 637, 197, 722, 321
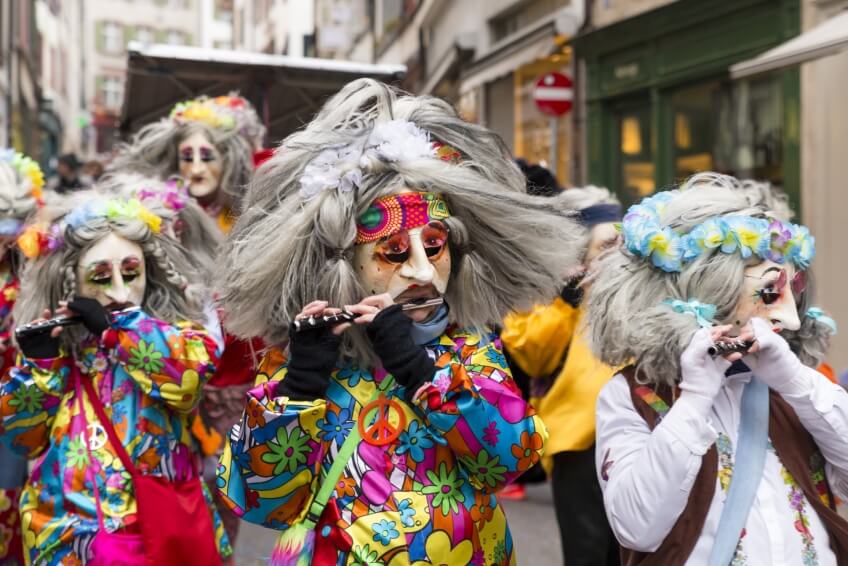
709, 339, 755, 358
292, 297, 444, 332
15, 306, 140, 341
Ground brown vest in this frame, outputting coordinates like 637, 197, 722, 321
620, 367, 848, 565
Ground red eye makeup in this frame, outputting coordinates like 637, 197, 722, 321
750, 269, 807, 305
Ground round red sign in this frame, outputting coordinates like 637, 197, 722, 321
533, 72, 573, 117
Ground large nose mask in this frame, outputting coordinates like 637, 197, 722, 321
733, 263, 805, 332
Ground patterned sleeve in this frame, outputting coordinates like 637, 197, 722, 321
0, 353, 73, 458
413, 332, 548, 492
109, 309, 220, 413
216, 354, 329, 529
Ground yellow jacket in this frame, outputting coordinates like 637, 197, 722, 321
502, 298, 616, 468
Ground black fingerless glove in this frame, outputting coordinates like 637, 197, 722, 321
68, 297, 112, 336
366, 305, 437, 398
560, 279, 584, 308
277, 325, 342, 402
18, 330, 61, 359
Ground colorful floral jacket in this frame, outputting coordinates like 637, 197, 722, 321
217, 328, 547, 566
0, 309, 231, 565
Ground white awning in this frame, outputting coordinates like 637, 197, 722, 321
730, 10, 848, 79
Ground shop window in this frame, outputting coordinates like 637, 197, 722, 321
670, 76, 783, 185
615, 103, 655, 203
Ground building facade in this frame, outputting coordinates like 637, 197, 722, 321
83, 0, 202, 154
233, 0, 315, 57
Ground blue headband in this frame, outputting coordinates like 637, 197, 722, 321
579, 203, 622, 227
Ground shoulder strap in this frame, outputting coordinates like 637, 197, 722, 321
300, 375, 393, 529
707, 376, 770, 566
81, 375, 139, 477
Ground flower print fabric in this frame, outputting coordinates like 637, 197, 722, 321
218, 327, 547, 565
0, 309, 231, 565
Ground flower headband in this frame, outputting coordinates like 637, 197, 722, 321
0, 148, 45, 206
170, 95, 257, 135
356, 192, 451, 244
17, 222, 63, 259
622, 191, 815, 273
299, 119, 462, 201
66, 198, 162, 235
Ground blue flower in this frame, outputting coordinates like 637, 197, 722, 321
396, 420, 434, 462
484, 348, 507, 369
396, 498, 417, 528
317, 408, 353, 444
337, 365, 371, 387
371, 518, 399, 546
683, 218, 728, 261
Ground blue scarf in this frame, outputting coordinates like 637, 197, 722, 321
410, 303, 450, 345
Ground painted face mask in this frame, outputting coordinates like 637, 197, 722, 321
353, 191, 451, 322
178, 131, 222, 201
731, 260, 805, 332
76, 232, 146, 309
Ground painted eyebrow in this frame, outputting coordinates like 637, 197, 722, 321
761, 266, 783, 276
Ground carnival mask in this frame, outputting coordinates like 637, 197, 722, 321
76, 233, 146, 309
178, 131, 222, 201
353, 191, 452, 322
731, 260, 803, 333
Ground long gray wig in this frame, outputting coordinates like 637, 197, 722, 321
110, 119, 253, 211
218, 78, 584, 362
587, 172, 833, 387
14, 188, 205, 350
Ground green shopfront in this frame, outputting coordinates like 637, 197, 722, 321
575, 0, 800, 208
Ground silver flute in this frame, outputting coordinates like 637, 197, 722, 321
292, 297, 444, 332
709, 338, 755, 358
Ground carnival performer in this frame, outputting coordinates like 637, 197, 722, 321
0, 184, 231, 565
589, 172, 848, 564
103, 172, 257, 542
501, 185, 622, 565
0, 149, 44, 565
215, 78, 584, 566
110, 94, 262, 232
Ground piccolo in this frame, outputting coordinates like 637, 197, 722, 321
15, 306, 140, 341
708, 339, 755, 358
292, 297, 444, 332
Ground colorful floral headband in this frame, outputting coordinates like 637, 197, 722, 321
66, 198, 162, 235
299, 119, 462, 201
17, 222, 63, 259
0, 148, 45, 206
622, 191, 815, 273
356, 192, 451, 244
170, 94, 258, 137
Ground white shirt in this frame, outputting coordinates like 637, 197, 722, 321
595, 365, 848, 565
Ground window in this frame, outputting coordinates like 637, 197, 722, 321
100, 76, 124, 110
167, 30, 187, 45
489, 0, 568, 43
135, 26, 155, 46
101, 22, 124, 54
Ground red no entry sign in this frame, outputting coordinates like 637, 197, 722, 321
534, 72, 573, 117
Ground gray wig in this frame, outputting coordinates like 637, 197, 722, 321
218, 79, 584, 361
587, 172, 833, 387
110, 120, 253, 211
98, 172, 223, 277
0, 161, 39, 225
555, 185, 621, 258
14, 189, 205, 350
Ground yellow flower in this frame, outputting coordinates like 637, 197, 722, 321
410, 530, 473, 566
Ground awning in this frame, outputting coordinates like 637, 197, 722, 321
120, 43, 406, 143
730, 10, 848, 79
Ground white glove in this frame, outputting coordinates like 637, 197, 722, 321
678, 328, 732, 411
745, 317, 812, 396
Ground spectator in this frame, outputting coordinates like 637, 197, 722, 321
48, 153, 85, 194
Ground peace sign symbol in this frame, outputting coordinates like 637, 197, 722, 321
358, 394, 407, 446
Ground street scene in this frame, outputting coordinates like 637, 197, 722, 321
0, 0, 847, 565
